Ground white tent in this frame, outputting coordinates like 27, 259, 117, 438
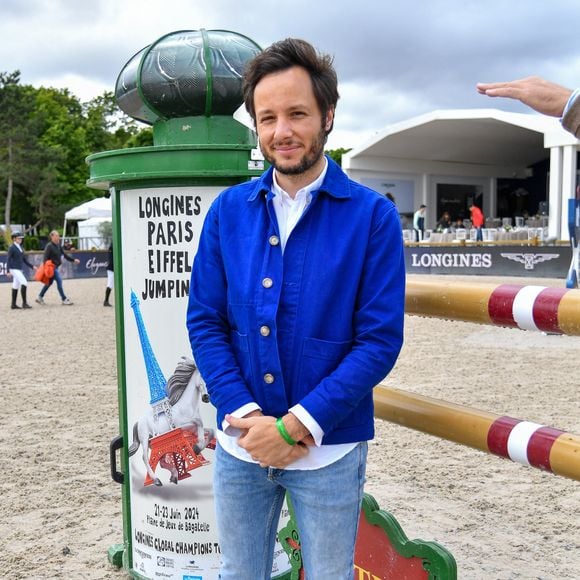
343, 109, 579, 240
63, 197, 112, 240
77, 217, 111, 250
65, 197, 111, 221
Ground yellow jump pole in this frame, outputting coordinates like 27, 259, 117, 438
374, 386, 580, 482
405, 280, 580, 336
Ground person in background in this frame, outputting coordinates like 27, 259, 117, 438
6, 231, 36, 310
104, 242, 114, 307
413, 204, 426, 241
470, 202, 485, 242
187, 38, 405, 579
436, 211, 452, 232
476, 76, 580, 138
36, 230, 80, 306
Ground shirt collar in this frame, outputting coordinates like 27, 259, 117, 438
247, 155, 352, 202
271, 157, 328, 203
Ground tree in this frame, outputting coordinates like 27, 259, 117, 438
84, 92, 153, 152
0, 71, 48, 241
325, 147, 352, 167
0, 72, 169, 238
35, 87, 92, 217
97, 219, 113, 245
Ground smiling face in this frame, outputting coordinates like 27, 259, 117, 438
253, 66, 333, 193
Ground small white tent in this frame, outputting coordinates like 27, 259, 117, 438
77, 217, 111, 250
65, 197, 111, 220
63, 197, 112, 240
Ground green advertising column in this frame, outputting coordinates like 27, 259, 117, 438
87, 29, 292, 580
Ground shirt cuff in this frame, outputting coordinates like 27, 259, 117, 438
222, 402, 261, 436
289, 404, 324, 446
562, 88, 580, 118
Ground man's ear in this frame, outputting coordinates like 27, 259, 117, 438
324, 108, 335, 132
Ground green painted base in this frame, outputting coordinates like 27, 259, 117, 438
107, 543, 124, 568
107, 543, 149, 580
277, 492, 457, 580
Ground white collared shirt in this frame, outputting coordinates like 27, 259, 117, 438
217, 159, 357, 469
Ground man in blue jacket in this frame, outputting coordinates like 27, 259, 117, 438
187, 38, 405, 579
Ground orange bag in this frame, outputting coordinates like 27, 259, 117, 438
34, 262, 45, 282
34, 260, 55, 285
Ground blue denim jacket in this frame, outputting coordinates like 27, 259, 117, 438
187, 157, 405, 444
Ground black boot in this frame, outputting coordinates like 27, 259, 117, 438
21, 286, 32, 309
104, 287, 112, 307
11, 289, 21, 309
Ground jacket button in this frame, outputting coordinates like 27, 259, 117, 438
269, 235, 280, 246
263, 373, 275, 384
260, 325, 271, 337
262, 277, 273, 288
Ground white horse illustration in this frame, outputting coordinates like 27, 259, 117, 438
128, 356, 213, 486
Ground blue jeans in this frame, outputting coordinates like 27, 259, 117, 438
213, 442, 368, 580
39, 268, 66, 300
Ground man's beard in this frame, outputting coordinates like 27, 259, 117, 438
263, 126, 327, 176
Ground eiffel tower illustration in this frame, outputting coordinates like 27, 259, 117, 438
130, 290, 174, 425
130, 290, 208, 486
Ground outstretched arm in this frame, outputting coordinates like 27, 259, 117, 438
476, 76, 572, 117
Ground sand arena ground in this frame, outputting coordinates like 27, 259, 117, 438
1, 275, 578, 579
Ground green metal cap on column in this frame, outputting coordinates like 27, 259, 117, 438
87, 29, 263, 189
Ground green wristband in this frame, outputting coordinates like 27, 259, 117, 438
276, 417, 297, 446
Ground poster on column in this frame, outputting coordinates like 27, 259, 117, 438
120, 186, 291, 579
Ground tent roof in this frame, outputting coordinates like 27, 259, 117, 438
65, 197, 111, 221
77, 216, 111, 226
343, 108, 577, 169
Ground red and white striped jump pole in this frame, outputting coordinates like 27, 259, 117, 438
374, 386, 580, 482
405, 280, 580, 336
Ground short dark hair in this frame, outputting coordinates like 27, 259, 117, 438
242, 38, 339, 134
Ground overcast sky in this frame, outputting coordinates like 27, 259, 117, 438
2, 0, 580, 150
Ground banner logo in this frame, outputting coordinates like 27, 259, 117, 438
500, 252, 559, 270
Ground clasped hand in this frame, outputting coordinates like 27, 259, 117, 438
226, 414, 310, 468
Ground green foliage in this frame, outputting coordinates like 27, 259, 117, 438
23, 235, 39, 251
125, 127, 154, 148
97, 219, 113, 243
325, 147, 352, 167
0, 71, 46, 226
0, 72, 153, 233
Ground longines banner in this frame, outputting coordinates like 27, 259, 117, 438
0, 250, 109, 282
405, 245, 572, 277
0, 245, 574, 283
